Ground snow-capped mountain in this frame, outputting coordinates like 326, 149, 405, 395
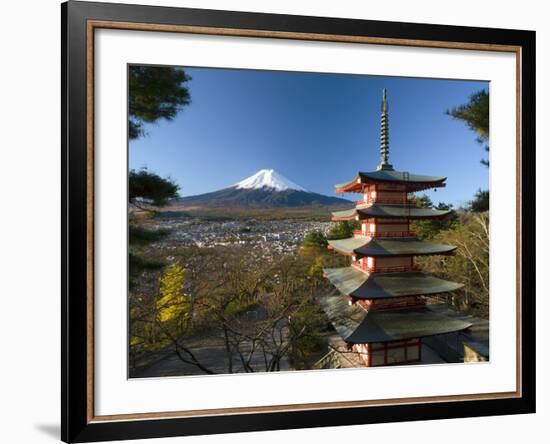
234, 169, 306, 192
177, 169, 350, 209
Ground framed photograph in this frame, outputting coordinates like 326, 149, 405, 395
62, 1, 535, 442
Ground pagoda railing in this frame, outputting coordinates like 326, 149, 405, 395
359, 297, 426, 311
356, 197, 417, 206
352, 263, 423, 273
375, 264, 423, 273
353, 230, 417, 238
376, 230, 417, 239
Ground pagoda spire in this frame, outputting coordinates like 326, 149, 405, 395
377, 88, 394, 171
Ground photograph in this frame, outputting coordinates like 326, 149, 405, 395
127, 65, 490, 378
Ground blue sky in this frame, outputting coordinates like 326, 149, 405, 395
129, 67, 488, 208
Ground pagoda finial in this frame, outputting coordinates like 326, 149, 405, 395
377, 88, 393, 171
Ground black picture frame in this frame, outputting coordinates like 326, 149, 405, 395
62, 1, 536, 442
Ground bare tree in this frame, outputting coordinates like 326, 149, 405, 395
418, 212, 489, 318
129, 246, 328, 376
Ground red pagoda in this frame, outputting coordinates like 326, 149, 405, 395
320, 89, 472, 367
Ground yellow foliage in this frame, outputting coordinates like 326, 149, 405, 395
308, 256, 324, 279
156, 263, 187, 322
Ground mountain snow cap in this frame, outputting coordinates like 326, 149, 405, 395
234, 169, 306, 192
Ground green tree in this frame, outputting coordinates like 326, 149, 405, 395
129, 168, 179, 207
415, 194, 434, 209
327, 220, 359, 240
412, 195, 457, 239
302, 231, 328, 249
129, 65, 192, 140
468, 189, 489, 212
307, 256, 326, 282
446, 89, 489, 167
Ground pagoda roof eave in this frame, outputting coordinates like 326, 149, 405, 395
335, 176, 363, 194
323, 267, 463, 300
331, 204, 452, 221
358, 170, 447, 185
317, 293, 472, 344
331, 208, 358, 221
327, 237, 457, 257
335, 170, 447, 194
328, 236, 371, 255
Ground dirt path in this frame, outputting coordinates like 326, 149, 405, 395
133, 333, 291, 378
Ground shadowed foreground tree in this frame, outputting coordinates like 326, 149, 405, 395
129, 168, 179, 208
468, 189, 489, 212
129, 65, 192, 140
128, 169, 180, 284
128, 65, 189, 218
446, 89, 489, 167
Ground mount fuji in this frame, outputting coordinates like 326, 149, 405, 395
234, 169, 307, 192
177, 169, 351, 209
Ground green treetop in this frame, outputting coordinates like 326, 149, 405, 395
129, 65, 192, 140
446, 89, 489, 167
